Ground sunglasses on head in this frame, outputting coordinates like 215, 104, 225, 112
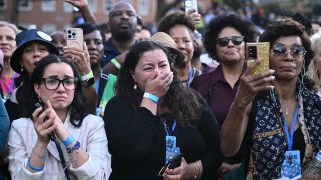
271, 43, 306, 60
216, 36, 244, 47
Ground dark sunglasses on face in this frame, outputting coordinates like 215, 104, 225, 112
216, 36, 244, 47
271, 43, 306, 60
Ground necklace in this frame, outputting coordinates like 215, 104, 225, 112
280, 99, 290, 116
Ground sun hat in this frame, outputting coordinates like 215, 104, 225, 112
150, 32, 185, 65
10, 29, 59, 74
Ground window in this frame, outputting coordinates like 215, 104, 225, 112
88, 0, 97, 13
19, 0, 32, 11
0, 0, 7, 10
138, 0, 148, 16
104, 0, 113, 14
63, 1, 74, 12
42, 0, 55, 12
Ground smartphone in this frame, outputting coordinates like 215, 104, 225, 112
184, 0, 197, 13
158, 152, 182, 176
66, 28, 83, 49
35, 102, 56, 141
246, 42, 270, 76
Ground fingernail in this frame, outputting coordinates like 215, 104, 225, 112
269, 69, 275, 73
271, 76, 275, 80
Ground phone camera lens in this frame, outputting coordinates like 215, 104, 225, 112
68, 35, 72, 38
67, 30, 71, 34
72, 32, 76, 36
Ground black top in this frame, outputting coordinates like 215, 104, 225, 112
104, 96, 223, 179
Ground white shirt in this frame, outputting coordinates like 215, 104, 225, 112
8, 113, 112, 180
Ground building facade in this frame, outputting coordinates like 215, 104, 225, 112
0, 0, 210, 34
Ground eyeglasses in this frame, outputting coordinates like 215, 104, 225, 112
42, 77, 78, 90
271, 43, 306, 60
216, 36, 244, 47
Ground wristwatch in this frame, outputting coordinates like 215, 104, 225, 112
81, 76, 95, 87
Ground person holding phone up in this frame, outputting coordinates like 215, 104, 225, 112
220, 18, 321, 179
8, 55, 111, 179
104, 36, 223, 179
190, 12, 260, 178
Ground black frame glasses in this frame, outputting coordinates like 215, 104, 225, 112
271, 43, 306, 60
42, 77, 78, 90
216, 36, 244, 47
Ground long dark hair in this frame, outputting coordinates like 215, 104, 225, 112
23, 55, 88, 127
116, 41, 203, 127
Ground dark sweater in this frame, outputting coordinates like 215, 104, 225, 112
104, 95, 223, 179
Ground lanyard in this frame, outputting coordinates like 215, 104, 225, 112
163, 120, 176, 136
95, 76, 100, 94
283, 106, 299, 151
5, 73, 17, 99
187, 67, 193, 88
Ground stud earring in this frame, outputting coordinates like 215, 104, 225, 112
133, 83, 137, 90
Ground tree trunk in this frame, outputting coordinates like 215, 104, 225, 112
156, 0, 183, 23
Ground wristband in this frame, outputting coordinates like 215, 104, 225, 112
143, 92, 159, 103
27, 158, 44, 171
81, 71, 94, 81
66, 141, 81, 153
111, 58, 121, 70
62, 136, 75, 147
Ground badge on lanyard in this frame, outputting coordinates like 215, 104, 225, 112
163, 120, 180, 164
281, 150, 301, 179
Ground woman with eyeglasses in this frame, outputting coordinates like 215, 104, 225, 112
8, 55, 111, 179
220, 18, 321, 179
190, 12, 259, 178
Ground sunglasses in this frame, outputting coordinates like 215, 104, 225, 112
216, 36, 244, 47
271, 43, 306, 60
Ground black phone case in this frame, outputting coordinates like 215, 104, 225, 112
167, 152, 182, 169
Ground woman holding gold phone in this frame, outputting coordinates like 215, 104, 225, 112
220, 18, 321, 179
191, 12, 259, 178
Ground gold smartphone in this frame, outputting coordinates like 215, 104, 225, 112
66, 28, 83, 49
246, 42, 270, 75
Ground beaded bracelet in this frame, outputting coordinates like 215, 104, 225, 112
32, 149, 47, 164
27, 158, 44, 171
66, 141, 81, 153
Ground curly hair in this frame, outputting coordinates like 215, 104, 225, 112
115, 41, 203, 127
203, 12, 259, 61
23, 55, 88, 127
259, 18, 315, 89
158, 11, 195, 34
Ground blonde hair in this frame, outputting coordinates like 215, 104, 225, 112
0, 21, 19, 34
307, 32, 321, 86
